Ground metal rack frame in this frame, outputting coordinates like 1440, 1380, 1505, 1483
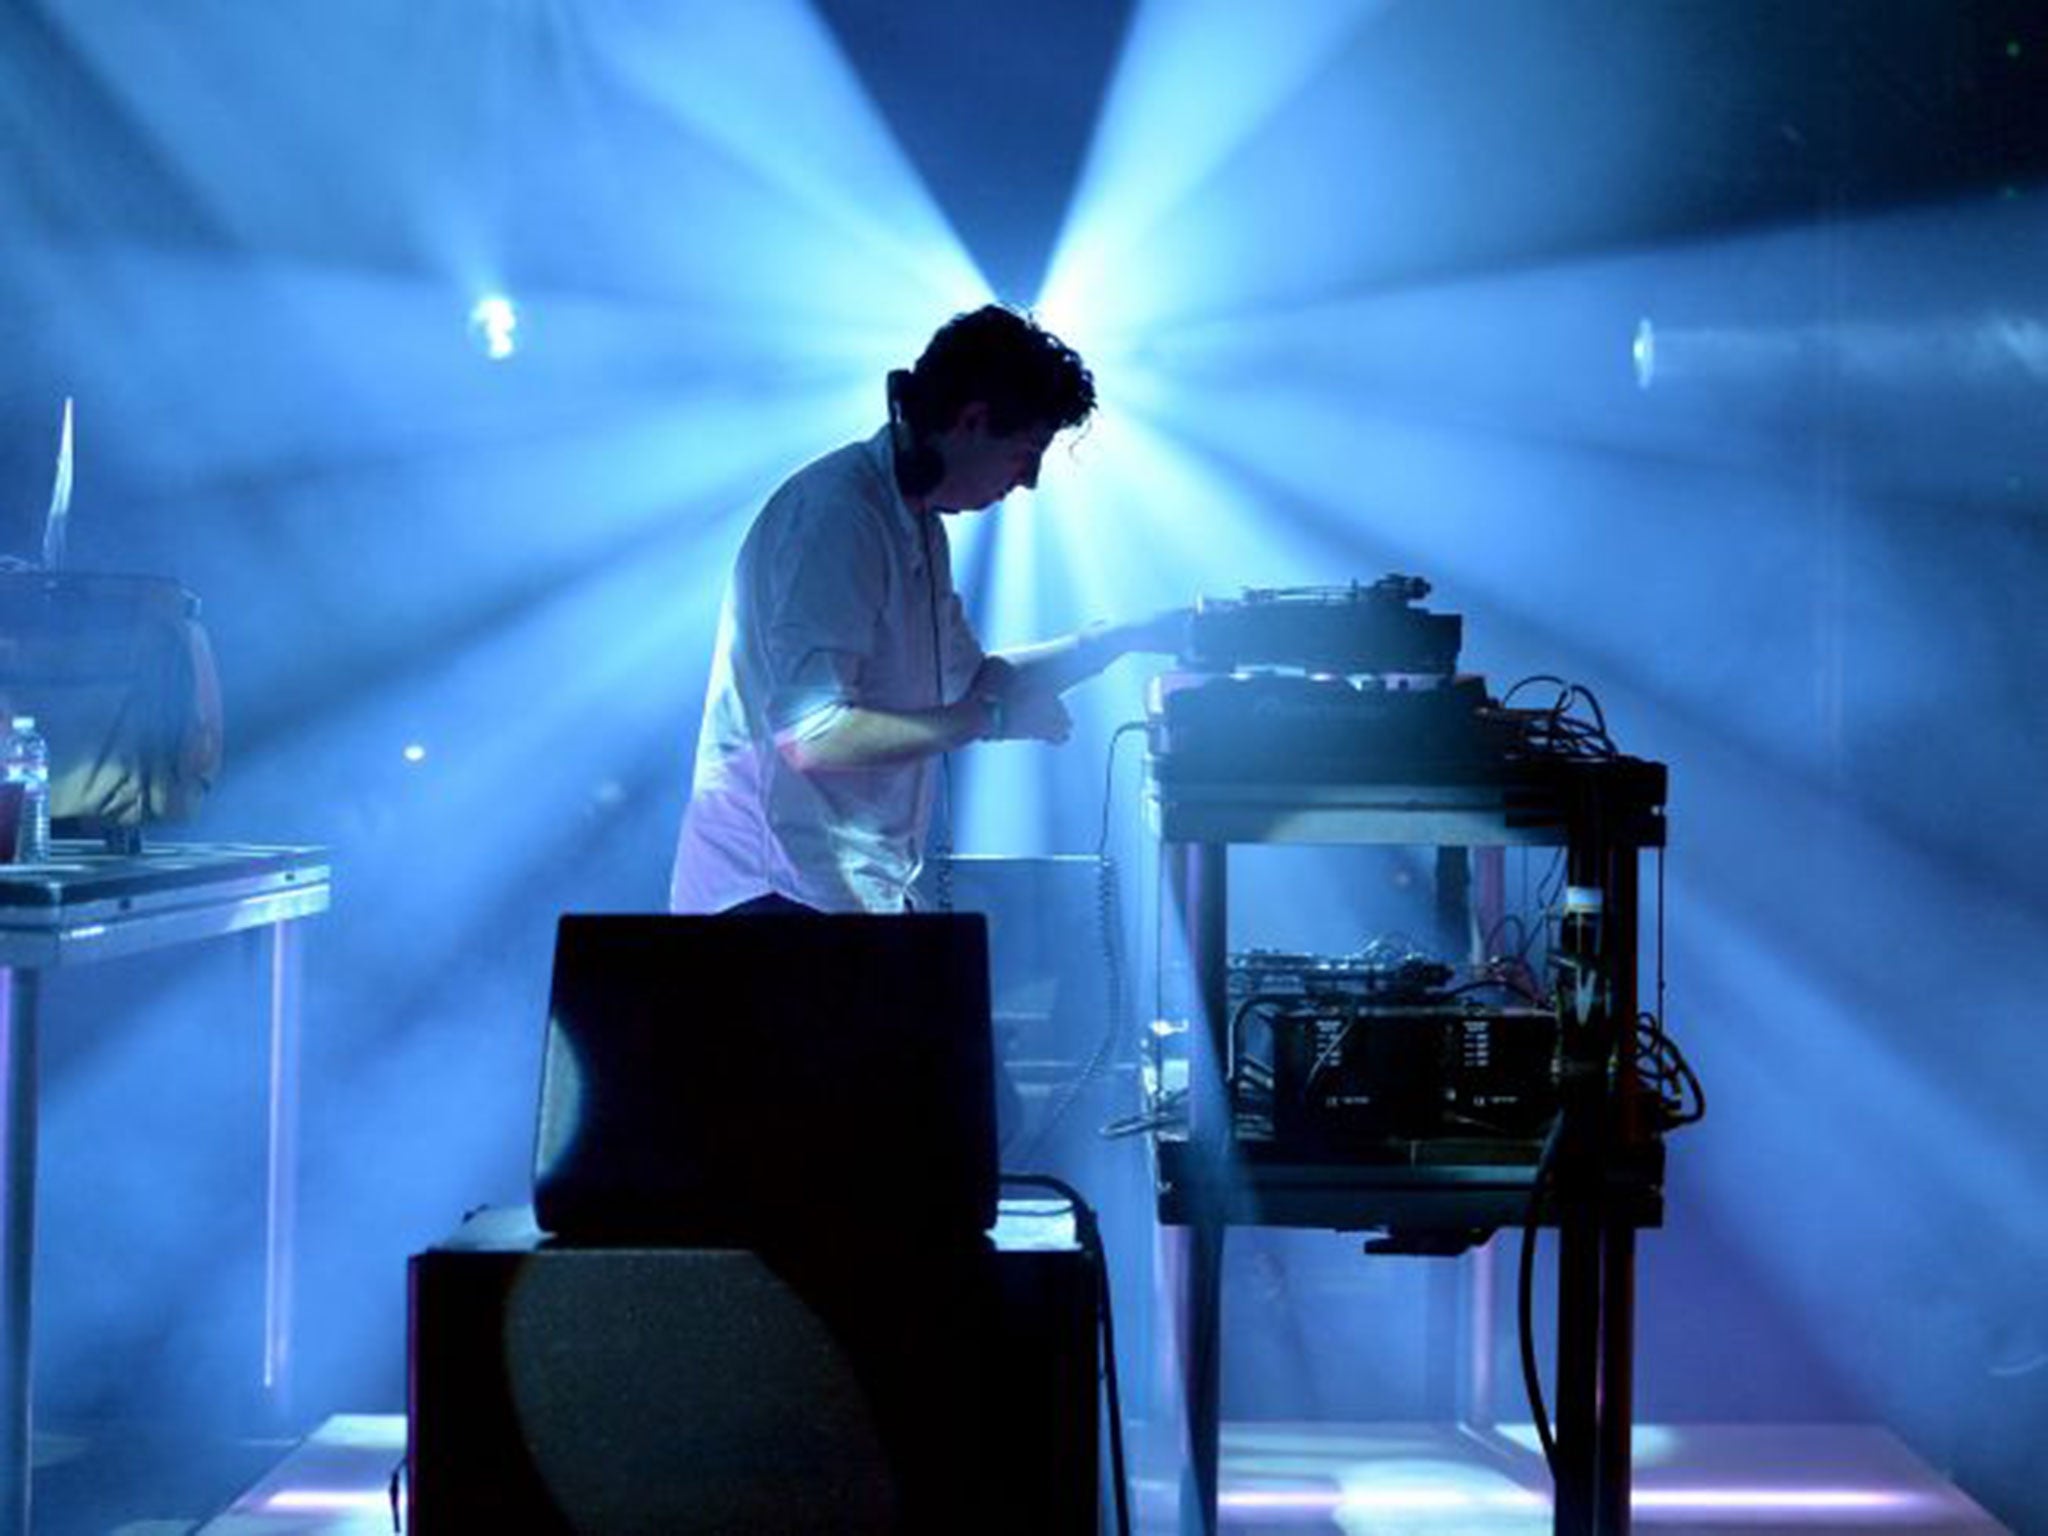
1147, 757, 1666, 1536
0, 842, 330, 1536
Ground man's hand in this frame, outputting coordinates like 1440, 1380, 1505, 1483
1115, 605, 1192, 658
970, 656, 1072, 743
997, 688, 1073, 743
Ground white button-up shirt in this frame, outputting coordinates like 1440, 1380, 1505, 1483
670, 428, 986, 914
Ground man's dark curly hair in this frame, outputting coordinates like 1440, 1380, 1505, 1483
892, 304, 1095, 438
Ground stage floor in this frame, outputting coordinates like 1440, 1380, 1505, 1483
189, 1415, 2009, 1535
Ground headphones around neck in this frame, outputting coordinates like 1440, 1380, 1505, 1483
887, 369, 945, 501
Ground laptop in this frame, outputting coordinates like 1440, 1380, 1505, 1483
532, 913, 998, 1245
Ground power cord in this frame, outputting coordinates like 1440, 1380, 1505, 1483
1516, 1021, 1703, 1480
1009, 854, 1129, 1166
1634, 1011, 1706, 1130
1096, 721, 1149, 861
1500, 675, 1620, 759
1008, 718, 1150, 1163
925, 510, 956, 914
1100, 1083, 1185, 1139
1517, 1116, 1566, 1477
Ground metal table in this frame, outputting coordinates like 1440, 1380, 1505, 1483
0, 841, 330, 1536
1147, 757, 1667, 1536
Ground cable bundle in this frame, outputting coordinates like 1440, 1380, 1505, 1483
1499, 675, 1620, 759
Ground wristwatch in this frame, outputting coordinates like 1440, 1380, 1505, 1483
978, 692, 1007, 740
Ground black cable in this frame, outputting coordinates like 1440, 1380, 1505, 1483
1634, 1011, 1706, 1129
1516, 1116, 1566, 1478
1226, 991, 1291, 1078
1100, 1084, 1185, 1139
1011, 855, 1129, 1166
1298, 1014, 1360, 1104
1501, 675, 1619, 760
933, 762, 957, 912
1447, 969, 1545, 1005
1097, 720, 1148, 861
999, 1174, 1132, 1536
1025, 722, 1145, 1155
924, 511, 956, 913
1517, 1032, 1701, 1490
1654, 845, 1666, 1049
1100, 854, 1128, 1074
1481, 912, 1528, 963
1464, 904, 1548, 998
1502, 673, 1571, 704
1566, 684, 1609, 742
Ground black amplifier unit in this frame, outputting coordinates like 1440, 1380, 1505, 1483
1268, 1001, 1558, 1148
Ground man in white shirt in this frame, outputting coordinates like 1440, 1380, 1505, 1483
672, 305, 1179, 914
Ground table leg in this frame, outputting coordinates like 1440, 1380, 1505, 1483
0, 968, 39, 1536
1162, 837, 1229, 1534
1179, 1216, 1224, 1536
1596, 1224, 1637, 1535
1552, 1212, 1601, 1535
262, 923, 303, 1419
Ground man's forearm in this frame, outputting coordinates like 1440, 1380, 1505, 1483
995, 626, 1120, 698
781, 700, 989, 772
996, 609, 1186, 697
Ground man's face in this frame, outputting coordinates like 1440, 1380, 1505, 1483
938, 405, 1056, 512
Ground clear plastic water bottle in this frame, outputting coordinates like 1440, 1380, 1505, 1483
4, 716, 50, 864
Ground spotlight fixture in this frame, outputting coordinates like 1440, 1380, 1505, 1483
1632, 318, 1656, 390
467, 295, 519, 361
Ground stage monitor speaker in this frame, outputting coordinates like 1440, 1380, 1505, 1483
532, 913, 997, 1244
407, 1206, 1099, 1536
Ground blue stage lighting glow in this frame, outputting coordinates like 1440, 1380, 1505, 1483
586, 0, 990, 324
956, 496, 1048, 856
263, 1488, 392, 1513
1038, 0, 1387, 339
468, 294, 518, 360
24, 6, 2047, 1500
